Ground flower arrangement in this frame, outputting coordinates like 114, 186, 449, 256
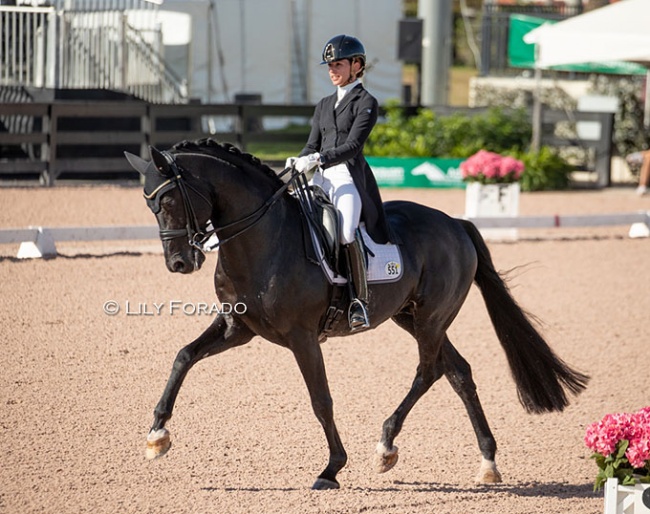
584, 406, 650, 491
460, 150, 525, 184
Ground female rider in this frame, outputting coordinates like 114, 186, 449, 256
289, 34, 394, 331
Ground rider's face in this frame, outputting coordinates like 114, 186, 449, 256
327, 59, 359, 87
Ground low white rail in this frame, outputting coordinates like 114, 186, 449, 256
0, 225, 159, 258
1, 211, 648, 259
469, 211, 650, 229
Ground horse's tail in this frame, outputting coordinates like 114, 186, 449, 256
458, 219, 589, 413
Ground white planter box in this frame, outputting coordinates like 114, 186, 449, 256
604, 478, 650, 514
464, 182, 520, 241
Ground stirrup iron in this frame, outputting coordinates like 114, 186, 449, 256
348, 298, 370, 330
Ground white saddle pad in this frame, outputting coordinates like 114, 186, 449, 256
308, 223, 403, 285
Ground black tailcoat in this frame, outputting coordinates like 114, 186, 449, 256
300, 84, 393, 244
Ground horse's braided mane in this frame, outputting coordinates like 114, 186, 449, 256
171, 138, 282, 185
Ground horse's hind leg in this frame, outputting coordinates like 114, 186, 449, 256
375, 315, 500, 483
147, 314, 254, 459
441, 339, 501, 484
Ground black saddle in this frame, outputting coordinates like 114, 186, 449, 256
293, 182, 342, 274
311, 186, 341, 266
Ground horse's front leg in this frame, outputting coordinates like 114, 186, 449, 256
290, 336, 347, 490
375, 359, 443, 474
146, 314, 254, 459
375, 315, 446, 474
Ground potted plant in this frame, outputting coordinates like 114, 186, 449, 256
460, 149, 525, 186
585, 407, 650, 513
461, 150, 525, 240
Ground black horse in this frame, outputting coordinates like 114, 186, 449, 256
125, 139, 588, 490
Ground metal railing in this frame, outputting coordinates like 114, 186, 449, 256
49, 0, 160, 10
0, 6, 56, 88
123, 20, 187, 104
0, 4, 187, 104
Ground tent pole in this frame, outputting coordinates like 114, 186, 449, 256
643, 68, 650, 129
532, 67, 542, 152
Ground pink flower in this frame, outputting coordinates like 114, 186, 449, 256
585, 407, 650, 466
585, 413, 630, 456
637, 407, 650, 422
627, 437, 650, 468
586, 406, 650, 490
500, 156, 525, 179
460, 150, 525, 184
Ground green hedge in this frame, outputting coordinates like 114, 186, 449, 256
366, 103, 572, 191
514, 146, 572, 191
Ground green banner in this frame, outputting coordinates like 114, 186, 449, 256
509, 14, 539, 69
509, 14, 647, 76
367, 157, 465, 188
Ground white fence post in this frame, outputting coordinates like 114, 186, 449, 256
17, 227, 57, 259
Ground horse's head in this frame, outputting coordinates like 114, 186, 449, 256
127, 139, 292, 273
125, 146, 213, 274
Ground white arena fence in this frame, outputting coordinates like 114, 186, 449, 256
1, 211, 648, 259
0, 225, 159, 258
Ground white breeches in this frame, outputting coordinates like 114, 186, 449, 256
311, 164, 362, 244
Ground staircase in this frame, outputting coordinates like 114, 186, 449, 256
0, 2, 188, 104
0, 1, 188, 181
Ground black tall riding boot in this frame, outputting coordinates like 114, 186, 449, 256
344, 231, 370, 331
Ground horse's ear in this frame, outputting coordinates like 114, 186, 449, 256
124, 152, 150, 176
150, 146, 173, 177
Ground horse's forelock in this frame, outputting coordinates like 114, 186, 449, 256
171, 138, 282, 185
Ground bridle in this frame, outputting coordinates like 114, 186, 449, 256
144, 151, 215, 251
144, 151, 299, 252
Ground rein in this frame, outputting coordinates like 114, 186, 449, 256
151, 151, 298, 252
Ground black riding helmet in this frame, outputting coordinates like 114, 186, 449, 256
321, 34, 366, 66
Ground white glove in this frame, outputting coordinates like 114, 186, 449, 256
285, 156, 298, 169
295, 153, 321, 173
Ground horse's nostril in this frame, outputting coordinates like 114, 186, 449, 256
172, 259, 185, 273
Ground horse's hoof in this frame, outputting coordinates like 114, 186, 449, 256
312, 478, 340, 490
475, 458, 502, 484
146, 428, 171, 460
375, 442, 399, 474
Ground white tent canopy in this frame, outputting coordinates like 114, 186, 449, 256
523, 0, 650, 68
524, 0, 650, 132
